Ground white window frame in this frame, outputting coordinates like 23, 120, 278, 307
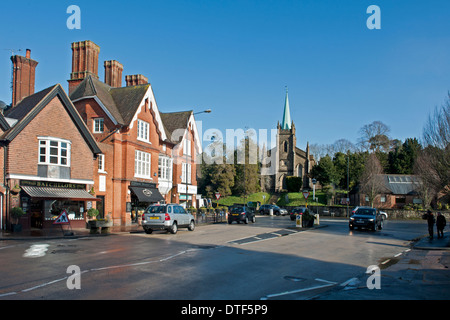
183, 139, 191, 156
181, 162, 192, 184
135, 150, 151, 179
137, 119, 150, 143
158, 156, 173, 181
93, 118, 104, 133
98, 154, 106, 173
38, 137, 71, 167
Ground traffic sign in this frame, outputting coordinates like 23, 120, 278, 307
53, 210, 70, 225
215, 193, 221, 200
302, 191, 310, 200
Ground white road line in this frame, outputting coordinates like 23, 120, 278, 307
394, 252, 403, 257
381, 259, 391, 265
262, 283, 336, 299
340, 277, 359, 287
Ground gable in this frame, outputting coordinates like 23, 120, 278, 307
0, 84, 102, 156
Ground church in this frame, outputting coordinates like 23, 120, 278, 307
261, 90, 315, 193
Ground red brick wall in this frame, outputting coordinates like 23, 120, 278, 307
7, 96, 94, 180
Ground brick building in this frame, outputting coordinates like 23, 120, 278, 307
68, 40, 202, 226
0, 50, 102, 230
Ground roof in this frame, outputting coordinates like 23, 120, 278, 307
0, 84, 102, 155
160, 111, 193, 143
383, 174, 420, 195
281, 89, 291, 130
70, 75, 150, 126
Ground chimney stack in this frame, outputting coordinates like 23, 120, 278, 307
68, 40, 100, 95
104, 60, 123, 88
11, 49, 38, 107
125, 74, 148, 87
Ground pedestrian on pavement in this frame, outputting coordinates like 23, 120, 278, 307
436, 212, 446, 239
424, 210, 435, 239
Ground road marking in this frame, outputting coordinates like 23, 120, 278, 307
340, 277, 359, 287
381, 259, 391, 265
262, 282, 336, 300
394, 252, 403, 257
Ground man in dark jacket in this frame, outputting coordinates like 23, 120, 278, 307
425, 210, 435, 239
436, 212, 446, 239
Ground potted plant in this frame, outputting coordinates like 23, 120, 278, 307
10, 207, 25, 232
301, 209, 315, 228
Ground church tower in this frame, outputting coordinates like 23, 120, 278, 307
276, 88, 296, 191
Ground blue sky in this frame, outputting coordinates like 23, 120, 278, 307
1, 0, 450, 151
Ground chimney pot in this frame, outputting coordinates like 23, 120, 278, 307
26, 49, 31, 59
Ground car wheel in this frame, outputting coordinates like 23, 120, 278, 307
244, 217, 249, 224
170, 222, 178, 234
228, 220, 232, 224
144, 228, 153, 234
378, 221, 383, 230
252, 216, 256, 223
188, 220, 195, 231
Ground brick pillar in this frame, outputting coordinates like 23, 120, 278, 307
104, 60, 123, 88
125, 74, 148, 87
11, 49, 39, 107
68, 40, 100, 95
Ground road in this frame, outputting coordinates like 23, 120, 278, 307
0, 216, 446, 300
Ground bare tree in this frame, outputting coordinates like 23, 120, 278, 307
359, 153, 387, 207
413, 150, 438, 209
421, 93, 450, 197
358, 121, 391, 153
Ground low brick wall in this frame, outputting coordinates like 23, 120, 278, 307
283, 205, 450, 220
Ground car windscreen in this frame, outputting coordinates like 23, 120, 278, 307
231, 207, 244, 213
357, 209, 376, 216
146, 206, 166, 213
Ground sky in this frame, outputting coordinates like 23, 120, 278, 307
1, 0, 450, 151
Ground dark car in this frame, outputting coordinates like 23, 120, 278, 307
228, 206, 256, 224
349, 207, 383, 231
259, 204, 283, 216
289, 207, 307, 221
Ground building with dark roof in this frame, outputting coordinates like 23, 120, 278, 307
68, 40, 202, 226
0, 49, 102, 230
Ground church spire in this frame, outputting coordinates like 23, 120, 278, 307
281, 86, 291, 130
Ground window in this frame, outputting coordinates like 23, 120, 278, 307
98, 154, 106, 172
93, 118, 104, 133
181, 162, 192, 184
183, 139, 191, 156
137, 120, 150, 142
158, 156, 173, 180
135, 150, 151, 178
39, 138, 71, 166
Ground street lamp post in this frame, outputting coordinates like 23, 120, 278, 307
185, 109, 211, 208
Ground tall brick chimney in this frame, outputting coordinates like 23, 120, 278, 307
104, 60, 123, 88
11, 49, 39, 107
68, 40, 100, 95
125, 74, 148, 87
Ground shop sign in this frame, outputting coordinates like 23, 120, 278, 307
20, 180, 86, 190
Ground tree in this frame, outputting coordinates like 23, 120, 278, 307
359, 153, 387, 207
421, 93, 450, 197
311, 155, 339, 186
358, 121, 391, 153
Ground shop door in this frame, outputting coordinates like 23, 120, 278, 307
30, 200, 43, 229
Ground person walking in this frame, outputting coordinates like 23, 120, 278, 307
424, 210, 435, 239
436, 212, 446, 239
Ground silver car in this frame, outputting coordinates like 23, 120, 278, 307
141, 204, 195, 234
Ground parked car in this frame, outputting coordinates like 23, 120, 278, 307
349, 206, 383, 231
289, 207, 307, 221
259, 204, 285, 216
228, 206, 256, 224
141, 204, 195, 234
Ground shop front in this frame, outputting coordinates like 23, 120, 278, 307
16, 180, 99, 229
128, 181, 164, 223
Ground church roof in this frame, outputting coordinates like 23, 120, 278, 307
281, 89, 291, 130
